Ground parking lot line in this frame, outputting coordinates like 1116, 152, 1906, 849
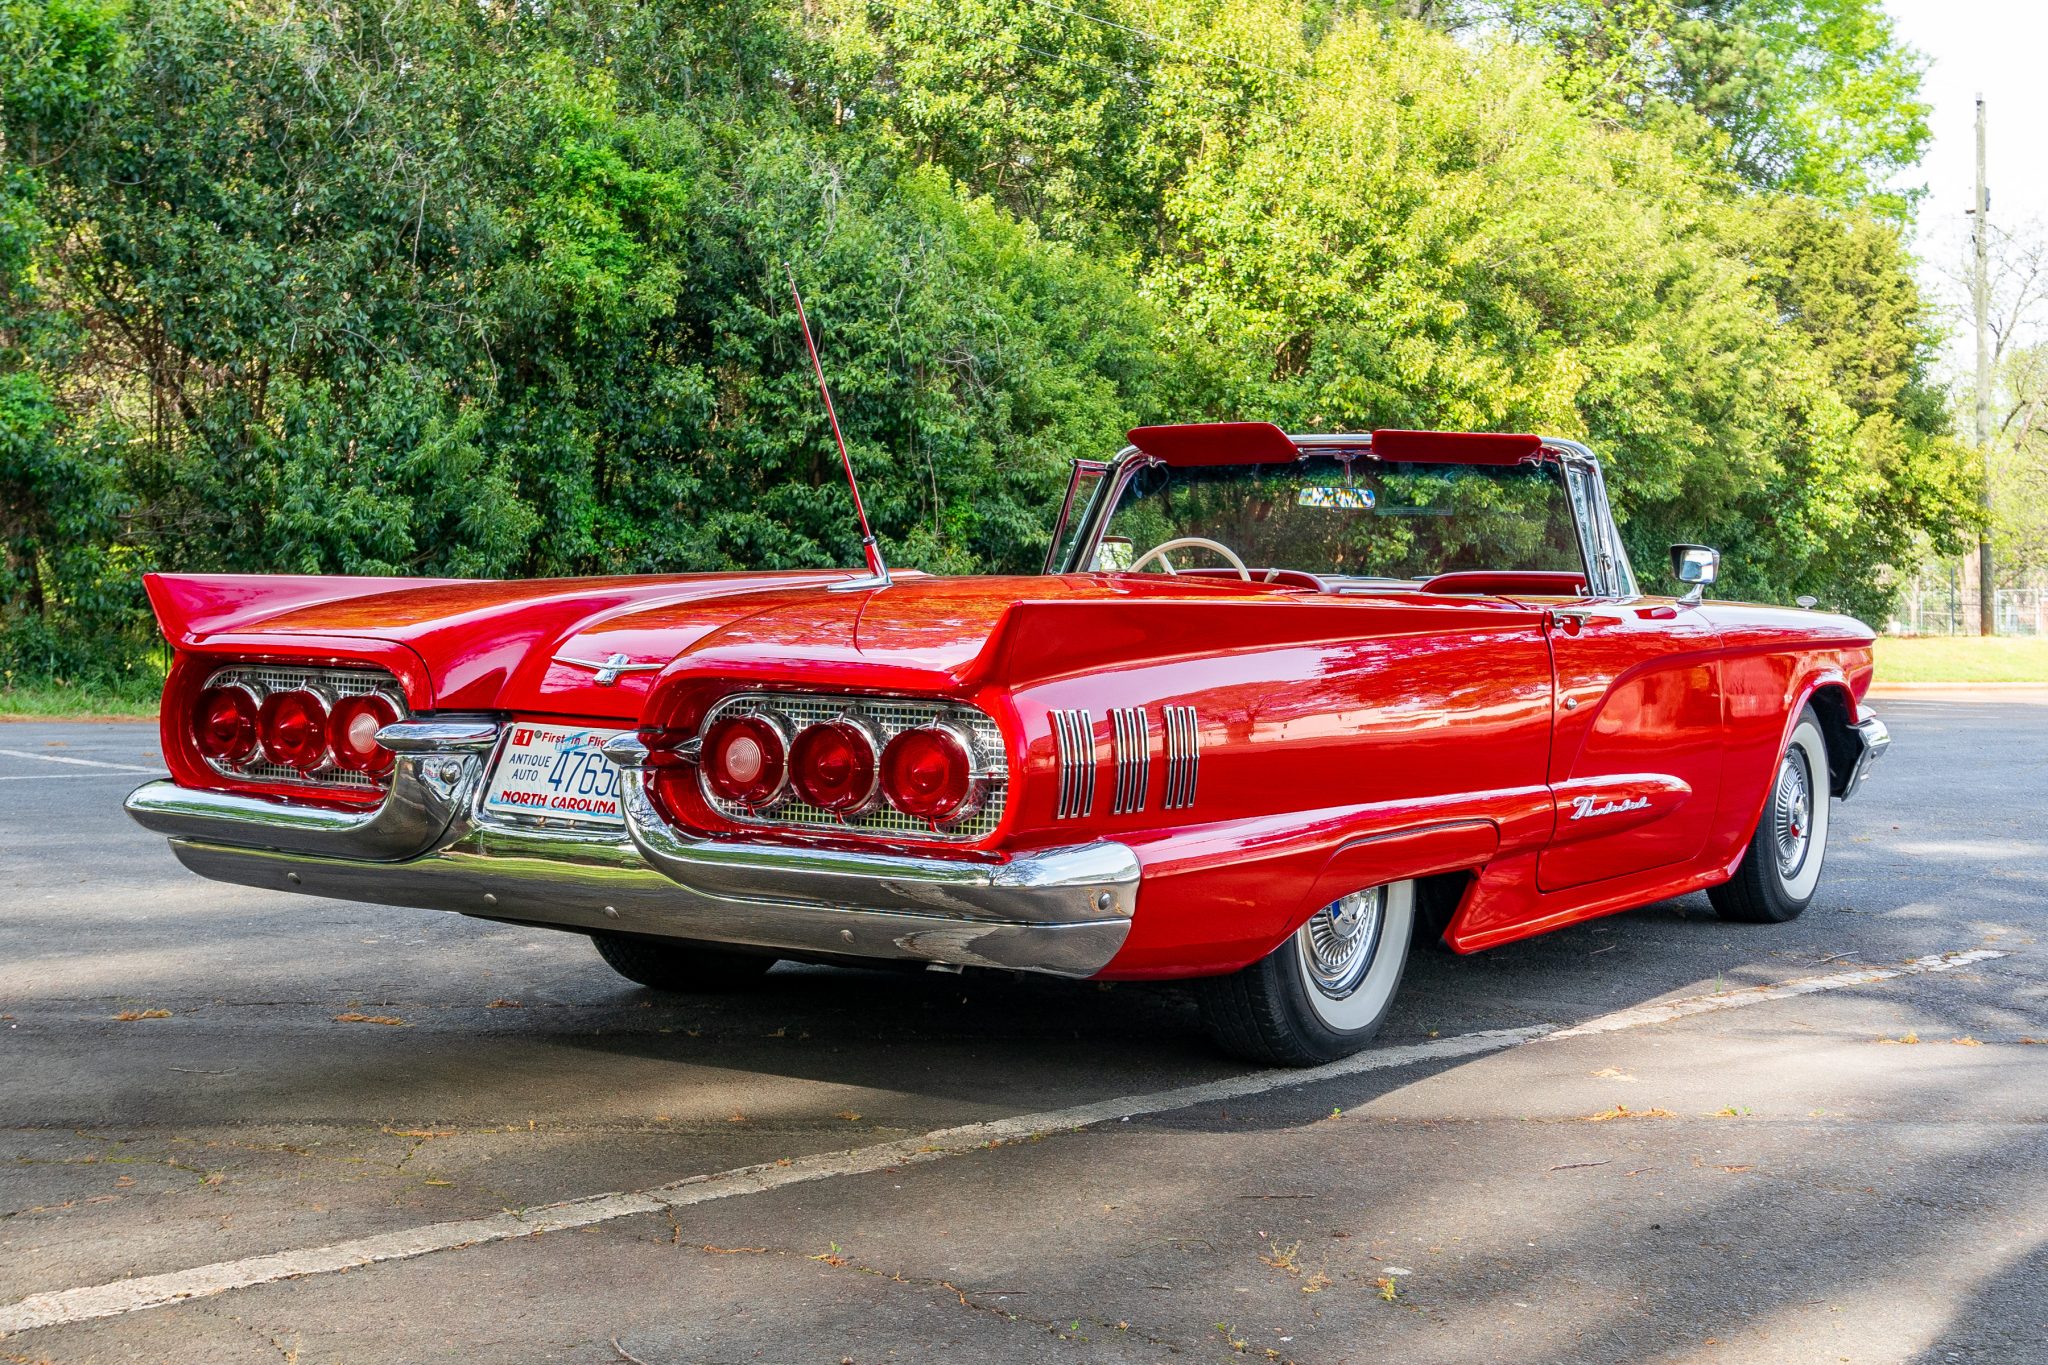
0, 946, 2008, 1338
0, 748, 162, 774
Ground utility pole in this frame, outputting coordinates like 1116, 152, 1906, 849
1972, 96, 1996, 635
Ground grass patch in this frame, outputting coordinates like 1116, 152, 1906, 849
1875, 635, 2048, 684
0, 678, 161, 719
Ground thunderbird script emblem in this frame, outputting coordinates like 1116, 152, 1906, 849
1569, 793, 1653, 821
553, 651, 662, 687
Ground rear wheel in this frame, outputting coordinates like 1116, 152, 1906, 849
590, 932, 778, 992
1709, 707, 1831, 924
1195, 881, 1416, 1067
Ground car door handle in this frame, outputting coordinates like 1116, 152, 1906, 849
1551, 608, 1595, 635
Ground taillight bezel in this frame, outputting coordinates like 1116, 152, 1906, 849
879, 722, 984, 824
257, 687, 333, 772
328, 693, 401, 776
672, 692, 1008, 842
699, 712, 793, 809
192, 683, 261, 765
182, 661, 409, 803
790, 716, 883, 816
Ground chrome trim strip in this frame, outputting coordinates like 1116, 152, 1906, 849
1110, 706, 1149, 815
376, 717, 503, 754
1052, 708, 1095, 819
1162, 705, 1200, 810
1055, 431, 1636, 598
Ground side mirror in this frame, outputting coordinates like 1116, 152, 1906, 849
1668, 544, 1719, 602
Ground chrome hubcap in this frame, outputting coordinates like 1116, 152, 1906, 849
1300, 887, 1386, 999
1773, 747, 1814, 881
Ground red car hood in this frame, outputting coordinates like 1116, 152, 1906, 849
149, 570, 1340, 719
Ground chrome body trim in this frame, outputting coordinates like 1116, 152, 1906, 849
1110, 706, 1149, 815
552, 652, 663, 686
1055, 432, 1638, 599
1052, 708, 1095, 819
1162, 704, 1200, 810
1839, 713, 1891, 801
376, 717, 503, 754
128, 717, 1138, 978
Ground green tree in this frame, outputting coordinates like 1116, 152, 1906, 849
1458, 0, 1930, 210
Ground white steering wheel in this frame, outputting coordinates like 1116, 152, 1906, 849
1126, 535, 1251, 581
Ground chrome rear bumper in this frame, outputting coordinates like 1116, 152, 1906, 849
125, 720, 1137, 978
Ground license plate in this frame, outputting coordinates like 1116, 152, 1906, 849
482, 724, 628, 828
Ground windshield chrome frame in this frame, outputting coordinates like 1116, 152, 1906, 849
1051, 432, 1637, 599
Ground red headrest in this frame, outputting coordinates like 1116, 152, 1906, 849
1126, 422, 1301, 466
1370, 430, 1544, 464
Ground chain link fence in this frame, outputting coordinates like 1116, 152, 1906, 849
1890, 565, 2047, 636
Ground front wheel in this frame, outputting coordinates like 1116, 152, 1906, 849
1194, 881, 1416, 1067
1709, 706, 1832, 924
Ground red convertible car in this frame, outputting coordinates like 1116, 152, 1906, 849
127, 423, 1890, 1064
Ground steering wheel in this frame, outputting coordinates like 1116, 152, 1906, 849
1126, 536, 1251, 582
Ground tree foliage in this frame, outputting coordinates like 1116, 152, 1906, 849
0, 0, 1977, 683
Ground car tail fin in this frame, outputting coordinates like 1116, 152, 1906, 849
143, 572, 464, 644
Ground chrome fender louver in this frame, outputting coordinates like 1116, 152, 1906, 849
1053, 705, 1197, 819
1052, 708, 1096, 819
1163, 705, 1201, 810
1110, 707, 1149, 815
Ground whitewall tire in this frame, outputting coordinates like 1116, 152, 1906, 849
1709, 707, 1832, 924
1196, 881, 1416, 1066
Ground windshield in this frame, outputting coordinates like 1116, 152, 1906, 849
1089, 455, 1588, 583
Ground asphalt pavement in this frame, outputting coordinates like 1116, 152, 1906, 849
0, 697, 2042, 1364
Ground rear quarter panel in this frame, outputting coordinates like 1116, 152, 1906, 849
994, 598, 1558, 978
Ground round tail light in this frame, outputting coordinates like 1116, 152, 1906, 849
702, 713, 790, 807
791, 719, 880, 814
880, 725, 978, 822
257, 689, 330, 772
192, 685, 259, 764
328, 694, 399, 775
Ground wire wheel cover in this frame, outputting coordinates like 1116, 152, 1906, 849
1299, 887, 1387, 999
1773, 746, 1815, 881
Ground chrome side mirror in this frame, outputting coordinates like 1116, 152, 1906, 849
1668, 544, 1719, 603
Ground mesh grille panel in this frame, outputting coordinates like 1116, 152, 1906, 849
700, 692, 1007, 841
200, 664, 406, 791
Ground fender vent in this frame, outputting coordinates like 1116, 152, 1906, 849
1163, 705, 1201, 810
1110, 707, 1149, 814
1052, 708, 1096, 819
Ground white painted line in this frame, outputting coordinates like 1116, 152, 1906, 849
0, 748, 161, 774
0, 771, 163, 782
0, 947, 2008, 1338
1544, 949, 2007, 1040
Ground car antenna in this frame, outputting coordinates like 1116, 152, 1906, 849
786, 265, 891, 592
